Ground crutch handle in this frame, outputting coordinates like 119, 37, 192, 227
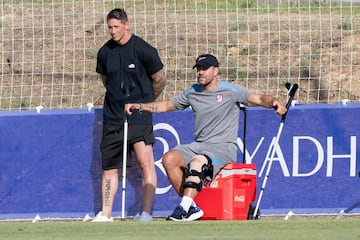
282, 83, 299, 122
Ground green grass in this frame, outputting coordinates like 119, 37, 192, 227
0, 218, 359, 240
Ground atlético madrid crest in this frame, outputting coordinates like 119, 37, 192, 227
216, 94, 223, 103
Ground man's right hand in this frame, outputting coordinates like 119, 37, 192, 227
124, 103, 141, 116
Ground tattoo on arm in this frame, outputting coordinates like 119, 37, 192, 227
144, 104, 159, 113
149, 104, 158, 113
152, 69, 167, 99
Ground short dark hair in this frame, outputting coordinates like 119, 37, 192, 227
107, 8, 128, 22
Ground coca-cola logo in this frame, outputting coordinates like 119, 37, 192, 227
234, 195, 245, 202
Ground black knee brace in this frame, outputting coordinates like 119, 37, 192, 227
183, 155, 213, 192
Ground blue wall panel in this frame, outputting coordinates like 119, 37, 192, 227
0, 104, 359, 218
0, 110, 96, 217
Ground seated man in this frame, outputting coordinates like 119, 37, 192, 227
125, 54, 287, 221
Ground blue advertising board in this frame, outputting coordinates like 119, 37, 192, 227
0, 103, 359, 219
241, 104, 360, 214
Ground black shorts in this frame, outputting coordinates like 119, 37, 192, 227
100, 124, 155, 170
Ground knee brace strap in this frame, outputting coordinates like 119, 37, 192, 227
184, 167, 201, 178
183, 180, 202, 191
183, 155, 214, 192
184, 167, 203, 191
202, 155, 214, 179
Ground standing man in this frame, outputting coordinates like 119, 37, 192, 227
125, 54, 287, 221
92, 8, 167, 222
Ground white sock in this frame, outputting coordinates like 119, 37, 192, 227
180, 196, 193, 212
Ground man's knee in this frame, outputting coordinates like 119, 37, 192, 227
162, 150, 184, 169
183, 154, 213, 191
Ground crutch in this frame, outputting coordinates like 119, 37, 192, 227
336, 171, 360, 219
120, 115, 129, 221
120, 81, 135, 221
336, 200, 360, 219
239, 104, 247, 164
252, 82, 298, 219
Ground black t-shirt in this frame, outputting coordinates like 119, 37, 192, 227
96, 35, 164, 126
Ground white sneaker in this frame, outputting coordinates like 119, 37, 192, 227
133, 212, 141, 221
133, 212, 153, 222
91, 212, 114, 222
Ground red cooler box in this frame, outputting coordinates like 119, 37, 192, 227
194, 163, 257, 220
